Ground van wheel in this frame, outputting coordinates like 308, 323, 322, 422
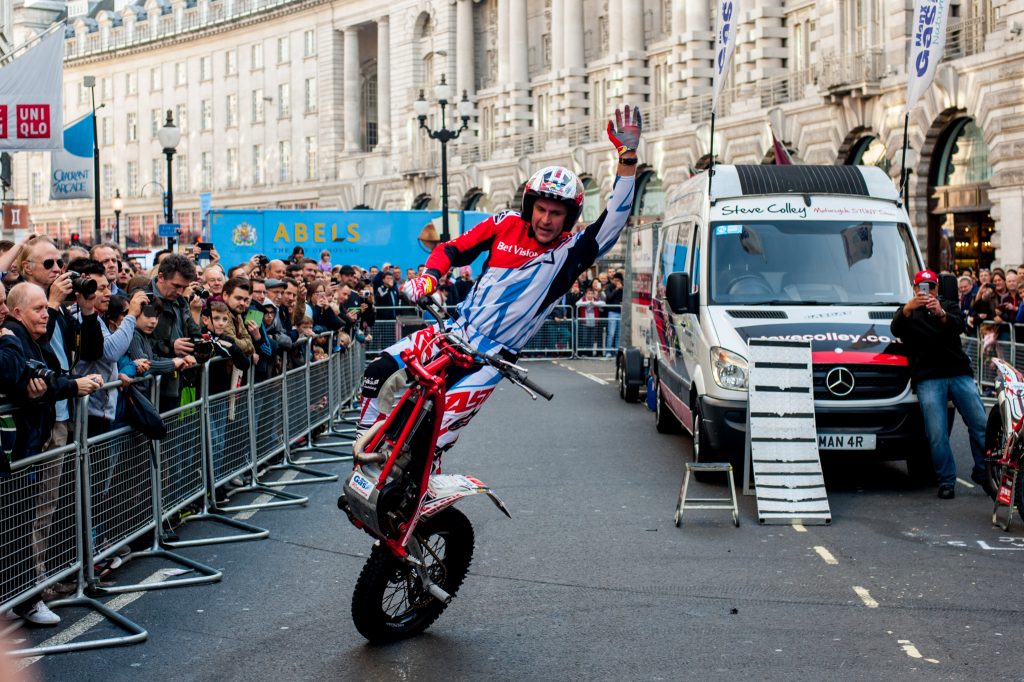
616, 354, 627, 400
655, 379, 682, 434
620, 348, 643, 403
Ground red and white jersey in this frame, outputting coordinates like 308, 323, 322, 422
426, 175, 635, 354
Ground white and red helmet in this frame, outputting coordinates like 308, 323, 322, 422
521, 166, 585, 231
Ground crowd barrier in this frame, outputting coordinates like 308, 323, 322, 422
0, 335, 366, 657
364, 305, 623, 358
965, 322, 1024, 397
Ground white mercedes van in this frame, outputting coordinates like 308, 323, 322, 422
621, 164, 929, 475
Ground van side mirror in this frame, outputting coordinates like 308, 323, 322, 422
665, 272, 691, 314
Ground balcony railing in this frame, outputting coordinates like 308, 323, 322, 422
945, 15, 989, 61
817, 48, 886, 92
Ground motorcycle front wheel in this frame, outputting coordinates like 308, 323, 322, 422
351, 507, 474, 643
984, 406, 1024, 508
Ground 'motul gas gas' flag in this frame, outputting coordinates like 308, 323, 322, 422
906, 0, 952, 112
0, 29, 64, 151
50, 114, 94, 200
711, 0, 741, 115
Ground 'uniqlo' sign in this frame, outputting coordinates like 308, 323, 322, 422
15, 104, 50, 138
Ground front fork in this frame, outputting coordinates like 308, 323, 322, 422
399, 536, 452, 603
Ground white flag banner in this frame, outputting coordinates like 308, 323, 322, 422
711, 0, 740, 115
50, 114, 93, 200
906, 0, 952, 112
0, 29, 64, 151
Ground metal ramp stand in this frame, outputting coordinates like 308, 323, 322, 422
742, 339, 832, 525
674, 462, 740, 527
992, 468, 1019, 531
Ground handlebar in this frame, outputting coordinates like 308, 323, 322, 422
417, 296, 553, 402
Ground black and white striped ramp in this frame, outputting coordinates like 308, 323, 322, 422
747, 339, 832, 525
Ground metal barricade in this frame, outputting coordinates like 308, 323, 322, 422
574, 304, 620, 358
976, 322, 1016, 395
366, 315, 399, 353
283, 333, 351, 465
520, 305, 575, 358
80, 379, 223, 592
1, 399, 147, 656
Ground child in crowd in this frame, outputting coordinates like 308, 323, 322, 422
576, 288, 605, 357
319, 250, 333, 272
204, 301, 251, 485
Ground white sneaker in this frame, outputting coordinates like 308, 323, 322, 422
17, 600, 60, 626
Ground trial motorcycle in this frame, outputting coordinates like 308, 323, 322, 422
984, 358, 1024, 530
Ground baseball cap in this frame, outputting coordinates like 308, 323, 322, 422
913, 269, 938, 286
265, 278, 287, 290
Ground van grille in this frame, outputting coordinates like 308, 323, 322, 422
727, 310, 788, 319
813, 364, 909, 401
869, 310, 896, 320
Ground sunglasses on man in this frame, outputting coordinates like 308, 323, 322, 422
30, 258, 65, 270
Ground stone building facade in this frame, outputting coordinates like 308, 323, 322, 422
8, 0, 1024, 271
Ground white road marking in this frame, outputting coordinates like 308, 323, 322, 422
551, 361, 611, 386
14, 570, 168, 670
852, 586, 878, 608
792, 523, 807, 533
814, 546, 838, 565
956, 477, 974, 489
897, 638, 938, 663
235, 469, 301, 521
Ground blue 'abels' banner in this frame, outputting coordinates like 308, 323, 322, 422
209, 209, 491, 271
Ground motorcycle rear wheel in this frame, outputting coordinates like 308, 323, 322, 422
351, 507, 474, 643
984, 406, 1023, 508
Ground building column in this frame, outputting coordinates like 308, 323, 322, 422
615, 0, 647, 101
676, 0, 713, 114
376, 17, 390, 152
550, 0, 564, 74
497, 0, 531, 137
670, 0, 685, 36
456, 0, 475, 96
607, 0, 622, 56
558, 0, 587, 126
508, 0, 528, 85
991, 186, 1024, 267
497, 0, 510, 83
750, 4, 786, 83
343, 26, 361, 152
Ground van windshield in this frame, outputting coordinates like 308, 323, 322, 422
708, 221, 920, 305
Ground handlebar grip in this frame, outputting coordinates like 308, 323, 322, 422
521, 375, 553, 401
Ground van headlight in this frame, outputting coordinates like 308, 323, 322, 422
711, 347, 748, 391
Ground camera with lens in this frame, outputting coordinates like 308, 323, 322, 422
190, 287, 210, 302
190, 333, 215, 362
24, 359, 57, 387
67, 271, 98, 297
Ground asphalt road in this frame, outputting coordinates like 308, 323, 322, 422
21, 359, 1024, 681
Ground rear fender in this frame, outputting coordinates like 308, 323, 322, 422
419, 474, 511, 519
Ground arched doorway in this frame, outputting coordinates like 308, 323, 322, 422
462, 189, 492, 212
927, 118, 993, 273
412, 193, 435, 210
844, 135, 891, 174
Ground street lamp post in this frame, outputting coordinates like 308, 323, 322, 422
156, 110, 181, 250
112, 189, 123, 249
414, 74, 474, 243
84, 75, 101, 246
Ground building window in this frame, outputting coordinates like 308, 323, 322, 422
102, 77, 112, 99
277, 36, 289, 64
176, 154, 189, 192
225, 50, 238, 76
226, 94, 238, 127
252, 144, 265, 185
363, 75, 378, 148
252, 89, 265, 123
78, 82, 88, 105
226, 148, 239, 188
126, 113, 137, 142
151, 67, 162, 92
303, 29, 316, 57
200, 55, 212, 81
251, 43, 264, 70
175, 62, 187, 86
102, 164, 114, 199
127, 161, 139, 197
305, 136, 317, 180
278, 141, 291, 182
125, 72, 137, 95
101, 118, 112, 146
201, 151, 213, 189
150, 108, 161, 138
201, 100, 213, 131
278, 84, 290, 117
176, 104, 188, 134
304, 77, 317, 113
151, 158, 162, 188
30, 171, 42, 205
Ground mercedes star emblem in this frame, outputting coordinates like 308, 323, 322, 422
825, 367, 855, 397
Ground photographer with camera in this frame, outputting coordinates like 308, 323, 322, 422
141, 255, 203, 411
891, 269, 989, 499
0, 282, 103, 625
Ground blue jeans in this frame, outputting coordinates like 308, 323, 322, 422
916, 374, 988, 486
606, 311, 621, 353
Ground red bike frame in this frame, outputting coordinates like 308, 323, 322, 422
359, 326, 477, 559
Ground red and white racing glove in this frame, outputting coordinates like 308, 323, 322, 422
400, 274, 438, 303
606, 104, 643, 158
